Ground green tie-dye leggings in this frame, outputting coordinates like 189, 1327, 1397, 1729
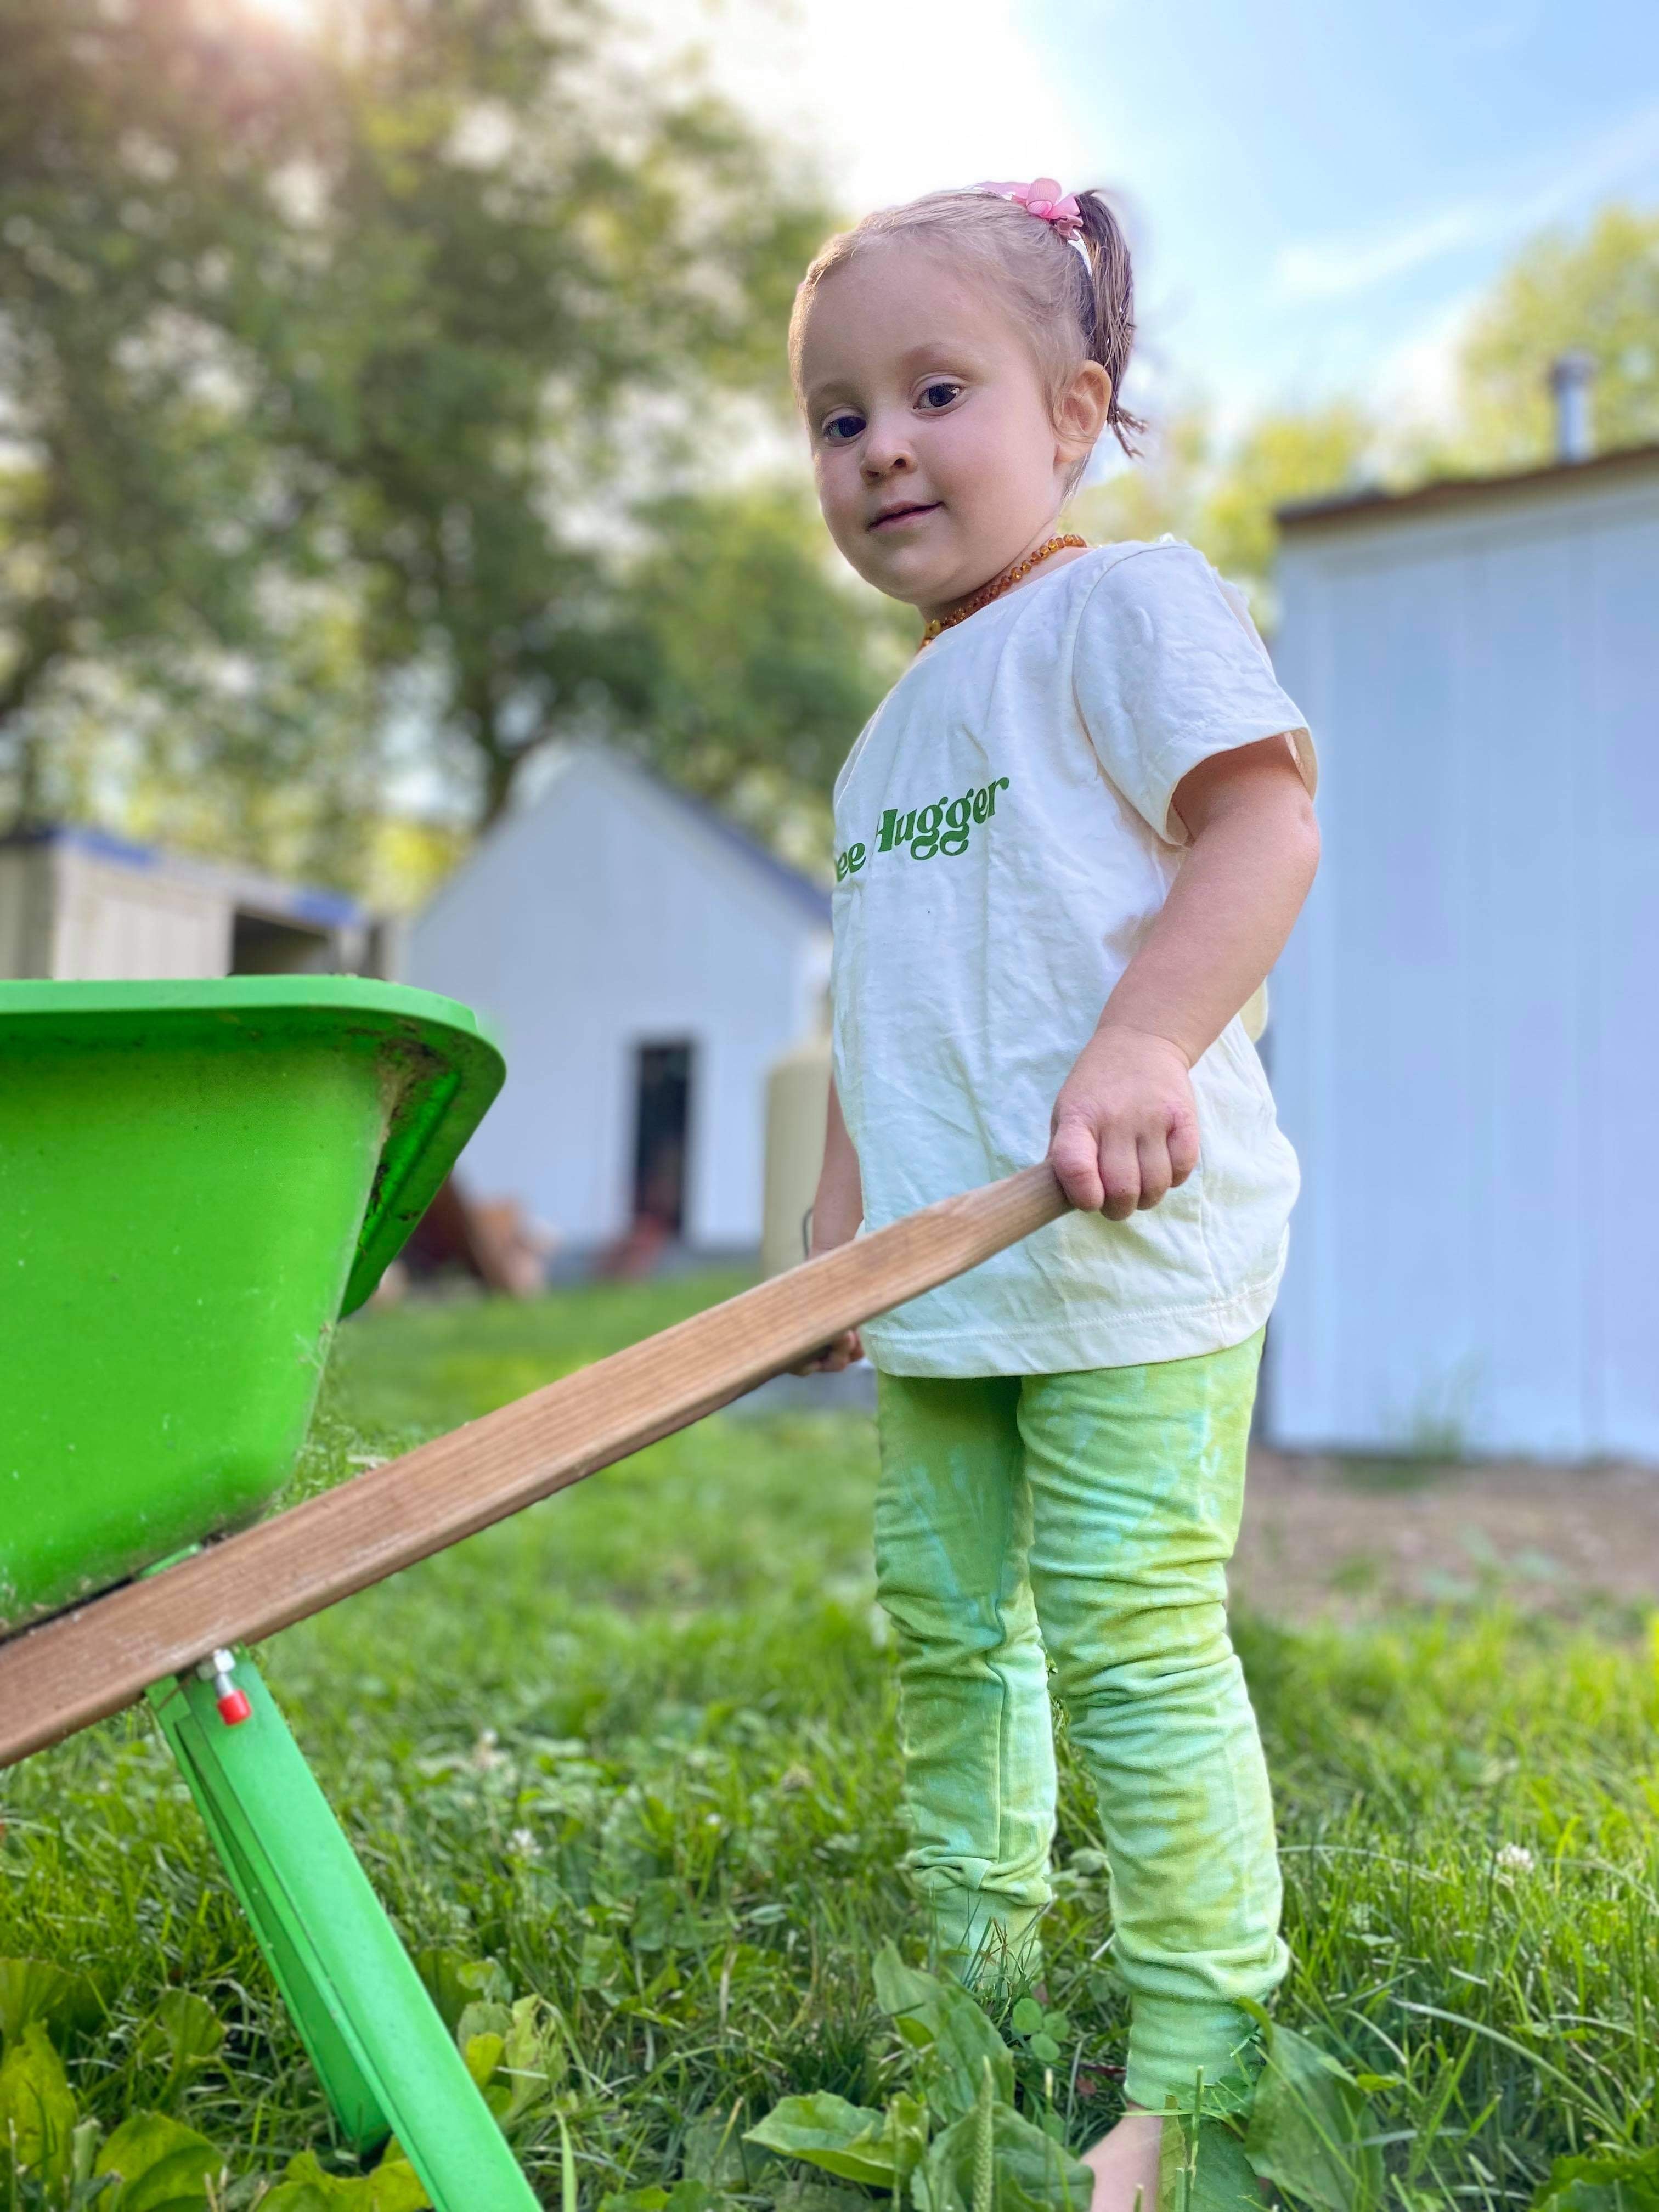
872, 1329, 1286, 2112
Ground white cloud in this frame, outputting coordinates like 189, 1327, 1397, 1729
1275, 206, 1487, 303
1271, 94, 1659, 304
623, 0, 1092, 215
1376, 289, 1483, 430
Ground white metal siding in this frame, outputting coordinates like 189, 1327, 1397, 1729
48, 848, 231, 980
1269, 471, 1659, 1460
407, 753, 829, 1249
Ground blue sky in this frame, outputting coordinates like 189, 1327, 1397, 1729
659, 0, 1659, 435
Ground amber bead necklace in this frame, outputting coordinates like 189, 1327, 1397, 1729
918, 533, 1088, 647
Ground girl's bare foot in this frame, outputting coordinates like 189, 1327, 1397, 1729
1082, 2111, 1163, 2212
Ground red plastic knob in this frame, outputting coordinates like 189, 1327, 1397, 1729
216, 1688, 253, 1726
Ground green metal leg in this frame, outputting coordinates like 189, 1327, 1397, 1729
149, 1652, 539, 2212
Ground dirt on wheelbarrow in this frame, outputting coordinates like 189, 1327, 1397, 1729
1233, 1447, 1659, 1623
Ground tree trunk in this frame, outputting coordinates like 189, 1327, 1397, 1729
481, 743, 517, 828
0, 609, 69, 832
470, 689, 529, 830
12, 729, 47, 831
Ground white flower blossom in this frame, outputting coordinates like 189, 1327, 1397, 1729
471, 1728, 508, 1772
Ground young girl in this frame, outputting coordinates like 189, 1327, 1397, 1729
790, 183, 1321, 2205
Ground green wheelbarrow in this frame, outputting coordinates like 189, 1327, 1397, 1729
0, 975, 535, 2210
0, 974, 1068, 2209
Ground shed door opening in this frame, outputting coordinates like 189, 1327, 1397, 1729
632, 1042, 693, 1237
232, 911, 331, 974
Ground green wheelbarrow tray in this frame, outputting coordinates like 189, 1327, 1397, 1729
0, 976, 505, 1635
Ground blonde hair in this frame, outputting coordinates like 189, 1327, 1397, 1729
788, 187, 1144, 458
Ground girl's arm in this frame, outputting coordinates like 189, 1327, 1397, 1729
792, 1075, 865, 1372
1049, 733, 1319, 1218
809, 1075, 864, 1254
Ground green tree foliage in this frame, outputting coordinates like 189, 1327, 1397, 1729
1459, 204, 1659, 467
0, 0, 327, 826
268, 0, 835, 825
1070, 411, 1211, 550
0, 0, 839, 868
620, 484, 909, 826
116, 584, 390, 889
1197, 404, 1371, 604
1073, 403, 1369, 624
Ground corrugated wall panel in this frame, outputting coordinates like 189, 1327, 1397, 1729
50, 851, 230, 980
1270, 477, 1659, 1460
1585, 515, 1659, 1457
1469, 529, 1592, 1455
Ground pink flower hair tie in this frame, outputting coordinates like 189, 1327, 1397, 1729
977, 177, 1084, 241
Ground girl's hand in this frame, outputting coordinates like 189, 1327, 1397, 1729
792, 1323, 864, 1375
1048, 1024, 1200, 1220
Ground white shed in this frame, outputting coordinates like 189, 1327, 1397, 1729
404, 746, 831, 1257
1267, 443, 1659, 1462
0, 826, 380, 980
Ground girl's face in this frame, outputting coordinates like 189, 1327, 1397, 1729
798, 239, 1104, 621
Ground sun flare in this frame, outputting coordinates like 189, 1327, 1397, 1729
239, 0, 326, 33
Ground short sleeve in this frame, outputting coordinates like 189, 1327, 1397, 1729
1071, 542, 1316, 845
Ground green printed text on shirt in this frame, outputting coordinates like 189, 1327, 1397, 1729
836, 777, 1010, 880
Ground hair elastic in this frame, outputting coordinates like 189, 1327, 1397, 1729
975, 178, 1084, 242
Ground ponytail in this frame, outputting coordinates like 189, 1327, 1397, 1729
1073, 190, 1144, 456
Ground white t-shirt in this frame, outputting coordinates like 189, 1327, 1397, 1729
830, 539, 1317, 1378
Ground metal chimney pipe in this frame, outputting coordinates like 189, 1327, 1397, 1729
1549, 351, 1596, 463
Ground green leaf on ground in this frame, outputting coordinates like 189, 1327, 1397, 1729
1531, 2146, 1659, 2212
685, 2103, 776, 2190
873, 1943, 947, 2041
117, 2147, 228, 2211
261, 2148, 432, 2209
1158, 2115, 1263, 2212
608, 2184, 714, 2212
915, 2097, 1093, 2212
138, 1991, 224, 2087
870, 1943, 1013, 2122
462, 2030, 507, 2091
0, 2020, 79, 2187
413, 1949, 512, 2036
1242, 2025, 1380, 2212
923, 1984, 1017, 2124
0, 1959, 104, 2049
496, 1994, 564, 2126
747, 2092, 902, 2187
455, 1998, 514, 2050
0, 1959, 66, 2047
96, 2114, 220, 2185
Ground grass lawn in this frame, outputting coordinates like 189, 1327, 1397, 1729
3, 1273, 1657, 2206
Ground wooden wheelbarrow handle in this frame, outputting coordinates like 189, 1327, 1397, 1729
0, 1163, 1066, 1769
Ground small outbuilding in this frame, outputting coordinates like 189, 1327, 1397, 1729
1267, 441, 1659, 1462
0, 826, 380, 980
403, 746, 831, 1261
